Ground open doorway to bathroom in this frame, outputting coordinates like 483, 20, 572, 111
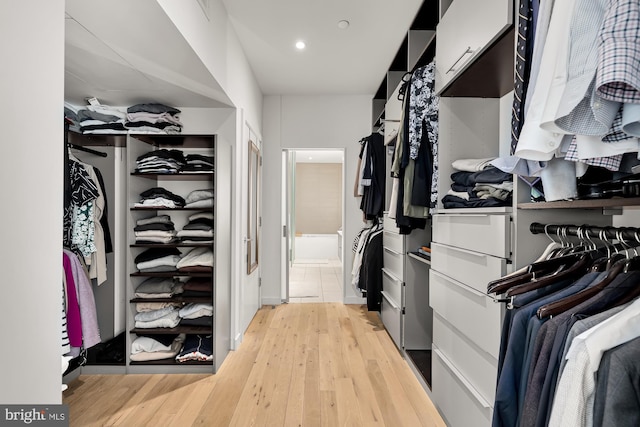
282, 149, 344, 303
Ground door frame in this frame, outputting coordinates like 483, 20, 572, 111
281, 148, 346, 303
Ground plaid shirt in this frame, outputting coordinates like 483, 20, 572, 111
565, 135, 623, 171
596, 0, 640, 103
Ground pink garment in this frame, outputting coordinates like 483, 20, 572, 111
63, 250, 101, 349
63, 255, 83, 347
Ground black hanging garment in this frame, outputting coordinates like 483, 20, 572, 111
359, 228, 384, 311
360, 132, 386, 220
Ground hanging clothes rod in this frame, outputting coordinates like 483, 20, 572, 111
530, 222, 640, 243
68, 143, 108, 157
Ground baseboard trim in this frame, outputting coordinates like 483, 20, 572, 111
344, 296, 366, 305
261, 297, 283, 306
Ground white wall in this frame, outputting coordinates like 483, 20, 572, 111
158, 0, 263, 132
0, 0, 65, 404
262, 95, 372, 304
158, 0, 264, 343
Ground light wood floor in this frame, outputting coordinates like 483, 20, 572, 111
63, 303, 445, 427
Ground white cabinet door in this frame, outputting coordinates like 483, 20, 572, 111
435, 0, 513, 93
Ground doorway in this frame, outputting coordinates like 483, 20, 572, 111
282, 149, 344, 303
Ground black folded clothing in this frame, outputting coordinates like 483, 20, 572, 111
180, 316, 213, 327
451, 167, 512, 187
441, 194, 511, 209
127, 103, 181, 115
134, 247, 181, 264
137, 149, 185, 162
139, 187, 186, 207
134, 222, 176, 232
185, 154, 214, 165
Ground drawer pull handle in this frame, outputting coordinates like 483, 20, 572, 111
434, 348, 492, 409
433, 243, 494, 259
435, 214, 503, 218
430, 270, 488, 299
384, 247, 402, 256
446, 46, 475, 74
380, 291, 400, 310
381, 291, 400, 310
382, 268, 402, 284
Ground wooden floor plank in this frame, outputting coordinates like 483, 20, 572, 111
193, 306, 277, 426
366, 360, 402, 425
302, 304, 321, 426
63, 304, 445, 427
320, 390, 339, 427
282, 304, 310, 426
335, 377, 365, 426
257, 304, 300, 427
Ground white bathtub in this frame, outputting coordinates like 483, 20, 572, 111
294, 234, 340, 261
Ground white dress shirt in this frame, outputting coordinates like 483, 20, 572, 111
548, 296, 640, 427
515, 0, 577, 161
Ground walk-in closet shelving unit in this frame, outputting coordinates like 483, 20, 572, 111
126, 133, 228, 374
372, 0, 439, 394
428, 1, 616, 426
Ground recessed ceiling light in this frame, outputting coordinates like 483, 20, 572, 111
337, 20, 350, 29
295, 40, 306, 50
308, 157, 313, 160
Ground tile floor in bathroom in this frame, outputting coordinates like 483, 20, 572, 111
288, 258, 343, 303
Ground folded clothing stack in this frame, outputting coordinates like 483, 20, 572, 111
182, 154, 214, 173
184, 189, 214, 209
442, 159, 513, 209
134, 305, 181, 329
178, 211, 214, 243
176, 334, 213, 363
125, 103, 183, 134
64, 104, 128, 134
178, 303, 213, 327
130, 334, 185, 361
134, 277, 181, 299
135, 149, 186, 174
176, 247, 214, 273
135, 301, 181, 313
134, 187, 186, 209
134, 214, 177, 244
135, 247, 182, 273
181, 277, 213, 298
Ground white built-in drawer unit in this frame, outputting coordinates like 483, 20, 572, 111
434, 0, 513, 94
383, 246, 404, 281
433, 347, 493, 427
381, 291, 402, 349
383, 230, 404, 254
382, 268, 403, 308
431, 242, 507, 293
383, 213, 401, 234
432, 213, 511, 258
429, 269, 501, 359
433, 312, 498, 403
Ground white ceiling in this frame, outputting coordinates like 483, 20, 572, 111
63, 0, 424, 108
222, 0, 424, 95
